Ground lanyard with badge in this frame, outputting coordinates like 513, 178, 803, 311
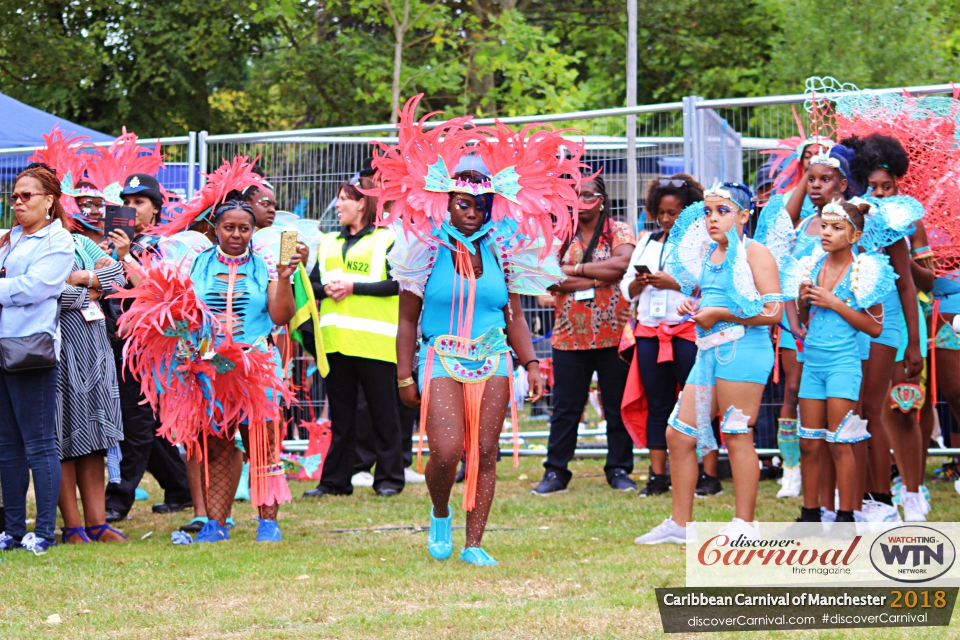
570, 231, 596, 301
643, 233, 669, 318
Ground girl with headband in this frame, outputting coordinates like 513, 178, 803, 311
636, 182, 800, 544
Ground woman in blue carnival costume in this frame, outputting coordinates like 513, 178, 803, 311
117, 160, 300, 545
377, 95, 581, 565
755, 130, 835, 499
635, 182, 801, 545
794, 200, 895, 523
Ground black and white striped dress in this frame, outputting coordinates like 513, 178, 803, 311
55, 234, 126, 463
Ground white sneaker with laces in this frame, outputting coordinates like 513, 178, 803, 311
351, 471, 374, 487
404, 467, 426, 483
635, 518, 689, 545
821, 509, 837, 523
776, 466, 802, 498
19, 533, 48, 556
719, 518, 760, 542
902, 492, 927, 522
899, 485, 931, 515
861, 499, 902, 523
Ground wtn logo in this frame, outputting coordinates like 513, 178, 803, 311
870, 526, 957, 583
880, 543, 944, 567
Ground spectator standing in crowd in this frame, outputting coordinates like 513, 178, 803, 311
534, 174, 638, 495
0, 164, 75, 553
620, 175, 722, 498
304, 176, 405, 497
105, 174, 193, 523
56, 180, 129, 543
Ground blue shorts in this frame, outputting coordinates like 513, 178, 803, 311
688, 333, 774, 386
798, 366, 862, 402
872, 292, 901, 349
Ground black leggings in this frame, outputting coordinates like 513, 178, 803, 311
634, 336, 697, 450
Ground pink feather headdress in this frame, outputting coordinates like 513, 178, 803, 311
156, 155, 263, 236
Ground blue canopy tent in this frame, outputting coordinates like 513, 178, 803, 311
0, 92, 112, 184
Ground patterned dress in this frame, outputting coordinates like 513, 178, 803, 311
55, 234, 126, 472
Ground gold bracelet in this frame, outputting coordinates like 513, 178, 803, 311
397, 376, 415, 388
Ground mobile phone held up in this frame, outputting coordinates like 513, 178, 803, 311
104, 205, 137, 244
634, 264, 652, 276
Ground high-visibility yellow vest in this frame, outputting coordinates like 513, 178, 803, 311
318, 228, 398, 362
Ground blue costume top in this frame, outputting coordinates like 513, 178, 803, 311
189, 247, 277, 345
804, 254, 868, 371
417, 227, 511, 385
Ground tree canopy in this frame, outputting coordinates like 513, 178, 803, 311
0, 0, 956, 137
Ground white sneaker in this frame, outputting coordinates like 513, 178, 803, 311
404, 467, 426, 484
902, 492, 927, 522
719, 518, 760, 542
821, 509, 837, 523
776, 466, 802, 498
898, 485, 931, 515
635, 517, 689, 545
861, 499, 902, 523
351, 471, 374, 487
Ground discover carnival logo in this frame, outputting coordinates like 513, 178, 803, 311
869, 525, 956, 583
696, 533, 862, 572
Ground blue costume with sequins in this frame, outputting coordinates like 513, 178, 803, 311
417, 234, 511, 388
189, 246, 283, 389
687, 240, 775, 387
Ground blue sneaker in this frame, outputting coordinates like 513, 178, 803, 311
195, 520, 230, 543
0, 532, 20, 551
135, 487, 150, 501
428, 507, 454, 560
460, 546, 498, 566
18, 533, 55, 555
255, 518, 282, 542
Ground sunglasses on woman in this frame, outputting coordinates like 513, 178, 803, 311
9, 191, 44, 204
658, 179, 686, 188
578, 192, 603, 203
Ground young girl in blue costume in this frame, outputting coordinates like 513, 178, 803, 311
755, 135, 834, 499
394, 171, 551, 566
794, 201, 893, 523
845, 133, 932, 522
635, 183, 800, 544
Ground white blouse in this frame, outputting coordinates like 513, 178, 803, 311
619, 232, 688, 327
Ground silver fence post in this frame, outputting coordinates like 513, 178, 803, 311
681, 95, 699, 177
186, 131, 197, 200
625, 0, 638, 231
197, 131, 208, 188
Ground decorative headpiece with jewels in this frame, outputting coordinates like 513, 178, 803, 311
809, 150, 845, 175
820, 200, 851, 224
704, 181, 754, 212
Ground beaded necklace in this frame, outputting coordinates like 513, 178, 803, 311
215, 246, 251, 266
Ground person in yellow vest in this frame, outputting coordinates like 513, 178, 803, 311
303, 176, 405, 497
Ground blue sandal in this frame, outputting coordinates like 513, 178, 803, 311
61, 526, 91, 544
84, 523, 130, 542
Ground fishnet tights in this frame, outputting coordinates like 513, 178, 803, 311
202, 422, 281, 526
424, 376, 509, 548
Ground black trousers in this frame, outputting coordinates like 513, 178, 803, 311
105, 349, 191, 516
355, 378, 417, 472
544, 346, 634, 485
634, 336, 698, 450
320, 352, 405, 493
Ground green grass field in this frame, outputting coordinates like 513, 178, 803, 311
5, 452, 960, 639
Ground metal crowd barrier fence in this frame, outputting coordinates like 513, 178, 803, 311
4, 81, 960, 446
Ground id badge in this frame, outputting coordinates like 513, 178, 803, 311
648, 289, 668, 318
81, 303, 105, 322
574, 288, 596, 302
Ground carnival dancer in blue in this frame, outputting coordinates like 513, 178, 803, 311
377, 95, 580, 565
794, 201, 894, 523
635, 183, 800, 545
